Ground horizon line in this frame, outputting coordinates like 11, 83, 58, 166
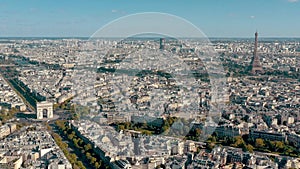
1, 36, 300, 39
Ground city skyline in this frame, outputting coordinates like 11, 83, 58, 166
0, 1, 299, 168
0, 0, 300, 37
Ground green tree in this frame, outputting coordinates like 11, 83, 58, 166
211, 136, 217, 143
84, 143, 92, 152
79, 139, 84, 146
86, 152, 92, 160
68, 133, 75, 140
162, 125, 169, 133
142, 130, 152, 135
70, 153, 77, 160
273, 141, 284, 152
124, 122, 131, 129
117, 125, 125, 131
255, 138, 265, 149
95, 162, 101, 169
246, 144, 254, 153
195, 128, 202, 137
91, 157, 97, 165
76, 161, 86, 169
207, 142, 215, 151
232, 136, 245, 147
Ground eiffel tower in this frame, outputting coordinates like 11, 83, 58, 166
251, 32, 264, 74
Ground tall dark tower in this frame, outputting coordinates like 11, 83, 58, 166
159, 38, 165, 50
251, 32, 264, 74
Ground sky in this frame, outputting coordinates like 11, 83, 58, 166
0, 0, 299, 37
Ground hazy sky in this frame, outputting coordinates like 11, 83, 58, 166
0, 0, 299, 37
